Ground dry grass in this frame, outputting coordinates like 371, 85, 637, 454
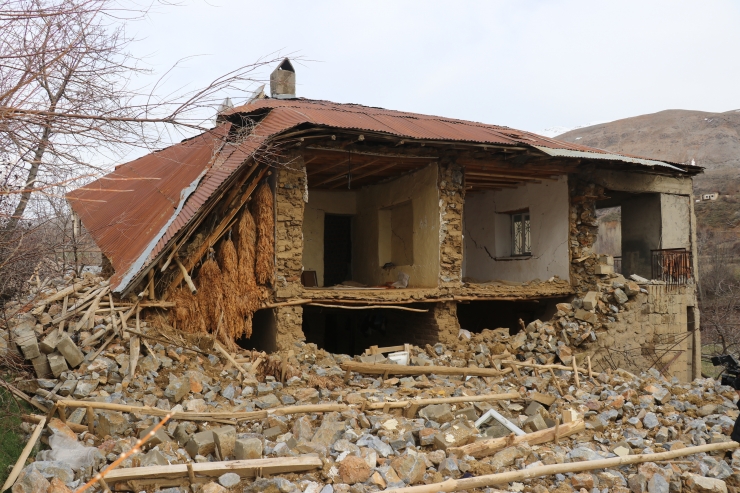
217, 238, 246, 339
195, 258, 229, 345
253, 183, 274, 286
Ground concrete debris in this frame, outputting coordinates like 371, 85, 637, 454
2, 273, 739, 493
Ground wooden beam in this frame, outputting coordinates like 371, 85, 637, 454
311, 159, 380, 187
328, 162, 400, 189
341, 362, 511, 378
363, 392, 520, 412
383, 442, 739, 493
449, 419, 585, 458
55, 399, 348, 422
307, 303, 428, 312
306, 158, 349, 176
104, 456, 323, 483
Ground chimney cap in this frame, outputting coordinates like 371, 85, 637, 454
270, 58, 296, 99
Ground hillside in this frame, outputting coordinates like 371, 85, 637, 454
555, 109, 740, 195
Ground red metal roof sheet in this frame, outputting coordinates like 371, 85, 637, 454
68, 98, 697, 294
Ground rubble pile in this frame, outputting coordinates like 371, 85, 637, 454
2, 274, 739, 493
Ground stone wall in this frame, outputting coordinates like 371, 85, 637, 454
438, 160, 464, 288
568, 178, 606, 295
591, 285, 695, 382
274, 305, 305, 352
275, 156, 307, 299
383, 301, 460, 348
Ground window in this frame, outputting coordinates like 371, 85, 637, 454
511, 211, 531, 256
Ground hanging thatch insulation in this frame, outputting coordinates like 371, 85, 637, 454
253, 183, 275, 286
195, 258, 229, 345
217, 238, 246, 339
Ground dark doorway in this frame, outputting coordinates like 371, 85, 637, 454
324, 214, 353, 287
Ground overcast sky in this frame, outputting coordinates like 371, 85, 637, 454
134, 0, 740, 136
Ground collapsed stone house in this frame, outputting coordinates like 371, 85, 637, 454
67, 59, 703, 381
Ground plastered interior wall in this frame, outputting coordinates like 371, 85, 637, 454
353, 164, 440, 287
462, 175, 570, 283
302, 191, 357, 287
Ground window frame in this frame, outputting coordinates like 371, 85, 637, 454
510, 211, 531, 257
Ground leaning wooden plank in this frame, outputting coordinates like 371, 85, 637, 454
364, 392, 521, 411
36, 282, 86, 306
55, 399, 348, 422
1, 417, 45, 492
449, 419, 585, 458
385, 441, 739, 493
3, 382, 48, 413
104, 455, 323, 482
22, 414, 87, 433
73, 286, 110, 331
502, 359, 589, 375
341, 362, 512, 378
214, 342, 249, 378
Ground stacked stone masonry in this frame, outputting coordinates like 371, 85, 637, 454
275, 157, 307, 299
438, 161, 464, 288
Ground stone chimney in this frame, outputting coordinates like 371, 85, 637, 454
270, 58, 296, 99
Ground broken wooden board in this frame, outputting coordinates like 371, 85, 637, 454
341, 362, 511, 378
104, 455, 322, 483
449, 419, 585, 458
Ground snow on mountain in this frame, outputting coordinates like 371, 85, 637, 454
536, 121, 610, 138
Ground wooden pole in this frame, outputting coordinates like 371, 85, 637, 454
55, 399, 348, 422
147, 269, 155, 300
572, 358, 580, 389
342, 362, 511, 378
21, 414, 86, 433
364, 392, 520, 411
307, 303, 428, 312
587, 355, 593, 379
175, 258, 197, 295
214, 342, 249, 378
102, 455, 322, 483
450, 420, 585, 458
1, 417, 45, 492
385, 442, 740, 493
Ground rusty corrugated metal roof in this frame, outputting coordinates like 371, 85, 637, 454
68, 98, 700, 294
67, 124, 231, 292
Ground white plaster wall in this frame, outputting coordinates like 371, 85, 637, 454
302, 191, 357, 287
660, 194, 691, 250
354, 164, 440, 287
463, 175, 570, 282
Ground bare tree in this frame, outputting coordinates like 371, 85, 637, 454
1, 0, 281, 225
698, 230, 740, 357
0, 0, 283, 298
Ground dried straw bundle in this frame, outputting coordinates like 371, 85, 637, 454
195, 258, 224, 338
235, 208, 257, 288
253, 183, 275, 286
171, 287, 206, 334
217, 238, 246, 339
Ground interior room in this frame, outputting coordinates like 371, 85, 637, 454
301, 163, 440, 289
302, 305, 432, 355
462, 176, 570, 284
456, 298, 565, 335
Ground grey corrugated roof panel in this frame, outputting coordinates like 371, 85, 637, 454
532, 146, 691, 172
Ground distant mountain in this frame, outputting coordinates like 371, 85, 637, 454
554, 109, 740, 194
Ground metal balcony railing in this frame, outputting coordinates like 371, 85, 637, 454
651, 249, 693, 287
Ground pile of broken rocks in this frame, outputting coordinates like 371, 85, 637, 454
2, 277, 739, 493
